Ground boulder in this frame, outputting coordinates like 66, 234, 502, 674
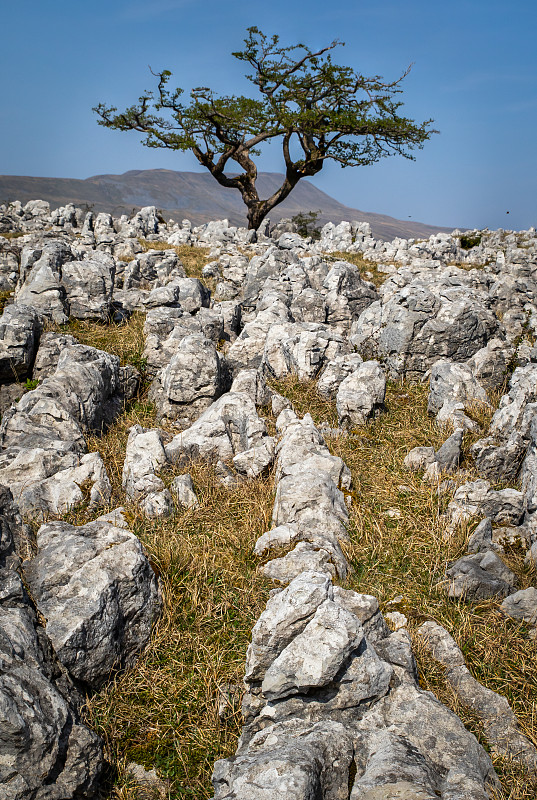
24, 517, 162, 688
0, 303, 42, 382
165, 391, 270, 466
149, 333, 226, 425
442, 551, 517, 600
61, 253, 115, 321
336, 360, 386, 428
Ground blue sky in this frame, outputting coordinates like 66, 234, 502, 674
1, 0, 536, 230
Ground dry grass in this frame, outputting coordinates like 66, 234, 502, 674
272, 376, 537, 799
59, 302, 536, 799
61, 313, 148, 377
138, 240, 212, 282
326, 250, 391, 288
0, 230, 24, 239
77, 395, 274, 799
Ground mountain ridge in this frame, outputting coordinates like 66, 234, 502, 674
0, 168, 457, 240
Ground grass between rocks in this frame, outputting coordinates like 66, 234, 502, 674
138, 240, 212, 282
62, 313, 148, 375
78, 397, 273, 799
62, 312, 536, 798
326, 250, 391, 288
271, 376, 537, 800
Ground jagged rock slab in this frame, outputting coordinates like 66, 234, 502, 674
24, 517, 162, 688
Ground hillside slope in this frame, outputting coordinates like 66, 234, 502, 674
0, 169, 456, 240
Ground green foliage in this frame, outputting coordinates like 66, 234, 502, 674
24, 378, 39, 391
94, 27, 436, 229
460, 233, 482, 250
291, 210, 322, 240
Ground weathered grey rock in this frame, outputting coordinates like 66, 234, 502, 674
290, 287, 326, 323
261, 600, 363, 700
0, 569, 104, 798
521, 414, 537, 513
32, 331, 78, 380
171, 277, 210, 314
255, 522, 347, 578
471, 432, 527, 483
351, 681, 500, 800
170, 473, 199, 509
467, 338, 512, 392
16, 241, 71, 324
322, 261, 379, 332
467, 518, 495, 553
150, 334, 226, 425
470, 363, 537, 482
351, 275, 498, 380
437, 397, 478, 431
245, 571, 334, 682
232, 438, 275, 478
123, 248, 185, 289
275, 410, 351, 489
212, 720, 354, 800
442, 551, 517, 600
434, 427, 464, 473
336, 360, 386, 428
489, 363, 537, 440
0, 342, 121, 464
24, 517, 161, 688
0, 381, 23, 415
165, 391, 270, 466
141, 284, 180, 309
0, 303, 42, 382
417, 621, 537, 770
428, 359, 489, 416
448, 479, 526, 527
230, 368, 273, 407
317, 352, 364, 399
331, 586, 389, 645
262, 321, 348, 381
143, 306, 224, 376
122, 425, 168, 499
500, 587, 537, 627
17, 450, 111, 519
225, 300, 291, 373
272, 470, 349, 541
403, 445, 436, 471
121, 425, 173, 517
259, 541, 340, 583
62, 253, 115, 321
140, 488, 174, 518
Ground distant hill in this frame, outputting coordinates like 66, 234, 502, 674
0, 169, 456, 241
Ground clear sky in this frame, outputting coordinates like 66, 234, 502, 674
1, 0, 536, 231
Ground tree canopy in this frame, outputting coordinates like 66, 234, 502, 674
94, 28, 437, 230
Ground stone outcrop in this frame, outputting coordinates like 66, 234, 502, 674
3, 199, 537, 798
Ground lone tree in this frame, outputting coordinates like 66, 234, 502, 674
94, 28, 436, 230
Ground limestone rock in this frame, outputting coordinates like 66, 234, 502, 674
24, 517, 162, 688
170, 473, 199, 509
150, 333, 226, 425
0, 303, 42, 381
500, 587, 537, 627
442, 551, 517, 600
336, 360, 386, 428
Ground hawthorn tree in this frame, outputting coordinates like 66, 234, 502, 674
94, 27, 436, 230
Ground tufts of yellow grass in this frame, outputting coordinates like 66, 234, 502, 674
138, 240, 212, 283
272, 376, 537, 799
80, 394, 274, 799
59, 303, 536, 799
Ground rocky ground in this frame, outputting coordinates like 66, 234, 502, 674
1, 198, 537, 799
